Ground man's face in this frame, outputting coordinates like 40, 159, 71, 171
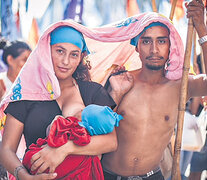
136, 26, 170, 71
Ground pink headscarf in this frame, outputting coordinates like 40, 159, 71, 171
0, 12, 184, 121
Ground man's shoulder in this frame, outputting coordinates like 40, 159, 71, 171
128, 69, 141, 76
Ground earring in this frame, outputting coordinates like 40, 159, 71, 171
165, 59, 170, 71
83, 55, 91, 70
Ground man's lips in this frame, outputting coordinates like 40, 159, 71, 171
146, 56, 164, 61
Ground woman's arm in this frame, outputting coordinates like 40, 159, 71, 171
0, 113, 56, 180
64, 128, 117, 155
30, 129, 117, 174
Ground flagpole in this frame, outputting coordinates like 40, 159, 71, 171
171, 18, 194, 180
169, 0, 178, 20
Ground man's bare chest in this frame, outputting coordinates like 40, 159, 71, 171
118, 83, 179, 125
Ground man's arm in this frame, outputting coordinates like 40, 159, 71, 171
188, 0, 207, 72
187, 0, 207, 97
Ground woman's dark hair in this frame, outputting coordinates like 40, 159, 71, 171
72, 54, 91, 81
0, 38, 31, 65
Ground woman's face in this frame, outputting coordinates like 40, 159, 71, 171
51, 43, 82, 80
10, 50, 31, 76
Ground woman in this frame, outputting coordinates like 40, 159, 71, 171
0, 23, 132, 180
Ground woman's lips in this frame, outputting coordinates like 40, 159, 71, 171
58, 67, 69, 72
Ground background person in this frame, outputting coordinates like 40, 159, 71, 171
0, 38, 31, 101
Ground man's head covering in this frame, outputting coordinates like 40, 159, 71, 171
50, 26, 90, 54
78, 104, 123, 135
130, 22, 169, 47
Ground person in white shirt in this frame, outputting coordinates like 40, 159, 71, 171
0, 38, 31, 100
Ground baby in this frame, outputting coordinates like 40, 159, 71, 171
23, 104, 123, 180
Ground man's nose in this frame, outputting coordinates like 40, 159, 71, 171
150, 42, 159, 54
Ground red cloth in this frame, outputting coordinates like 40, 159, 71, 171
22, 116, 104, 180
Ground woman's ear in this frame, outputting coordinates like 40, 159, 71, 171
6, 55, 14, 66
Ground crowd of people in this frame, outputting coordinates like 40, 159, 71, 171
0, 0, 207, 180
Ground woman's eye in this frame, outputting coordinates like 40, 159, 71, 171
71, 53, 79, 58
56, 49, 64, 54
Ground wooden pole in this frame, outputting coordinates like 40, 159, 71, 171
151, 0, 158, 12
171, 18, 194, 180
200, 49, 206, 73
193, 29, 198, 74
200, 6, 206, 74
169, 0, 178, 20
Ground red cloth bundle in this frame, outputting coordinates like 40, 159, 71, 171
23, 116, 104, 180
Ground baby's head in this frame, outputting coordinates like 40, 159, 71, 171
78, 104, 123, 135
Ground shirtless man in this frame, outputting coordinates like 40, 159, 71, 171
101, 0, 207, 179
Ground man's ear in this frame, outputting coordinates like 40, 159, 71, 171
6, 55, 14, 66
135, 45, 139, 53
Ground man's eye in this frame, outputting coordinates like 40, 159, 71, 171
158, 40, 166, 44
142, 40, 151, 44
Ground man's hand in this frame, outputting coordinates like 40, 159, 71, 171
108, 67, 134, 105
30, 144, 68, 174
109, 71, 134, 95
0, 80, 6, 99
186, 0, 205, 35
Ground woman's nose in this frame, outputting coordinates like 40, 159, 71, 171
62, 56, 69, 65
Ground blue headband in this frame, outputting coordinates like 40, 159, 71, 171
50, 26, 90, 54
130, 22, 169, 47
78, 104, 123, 135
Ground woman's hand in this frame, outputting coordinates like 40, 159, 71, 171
30, 144, 68, 174
27, 173, 57, 180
